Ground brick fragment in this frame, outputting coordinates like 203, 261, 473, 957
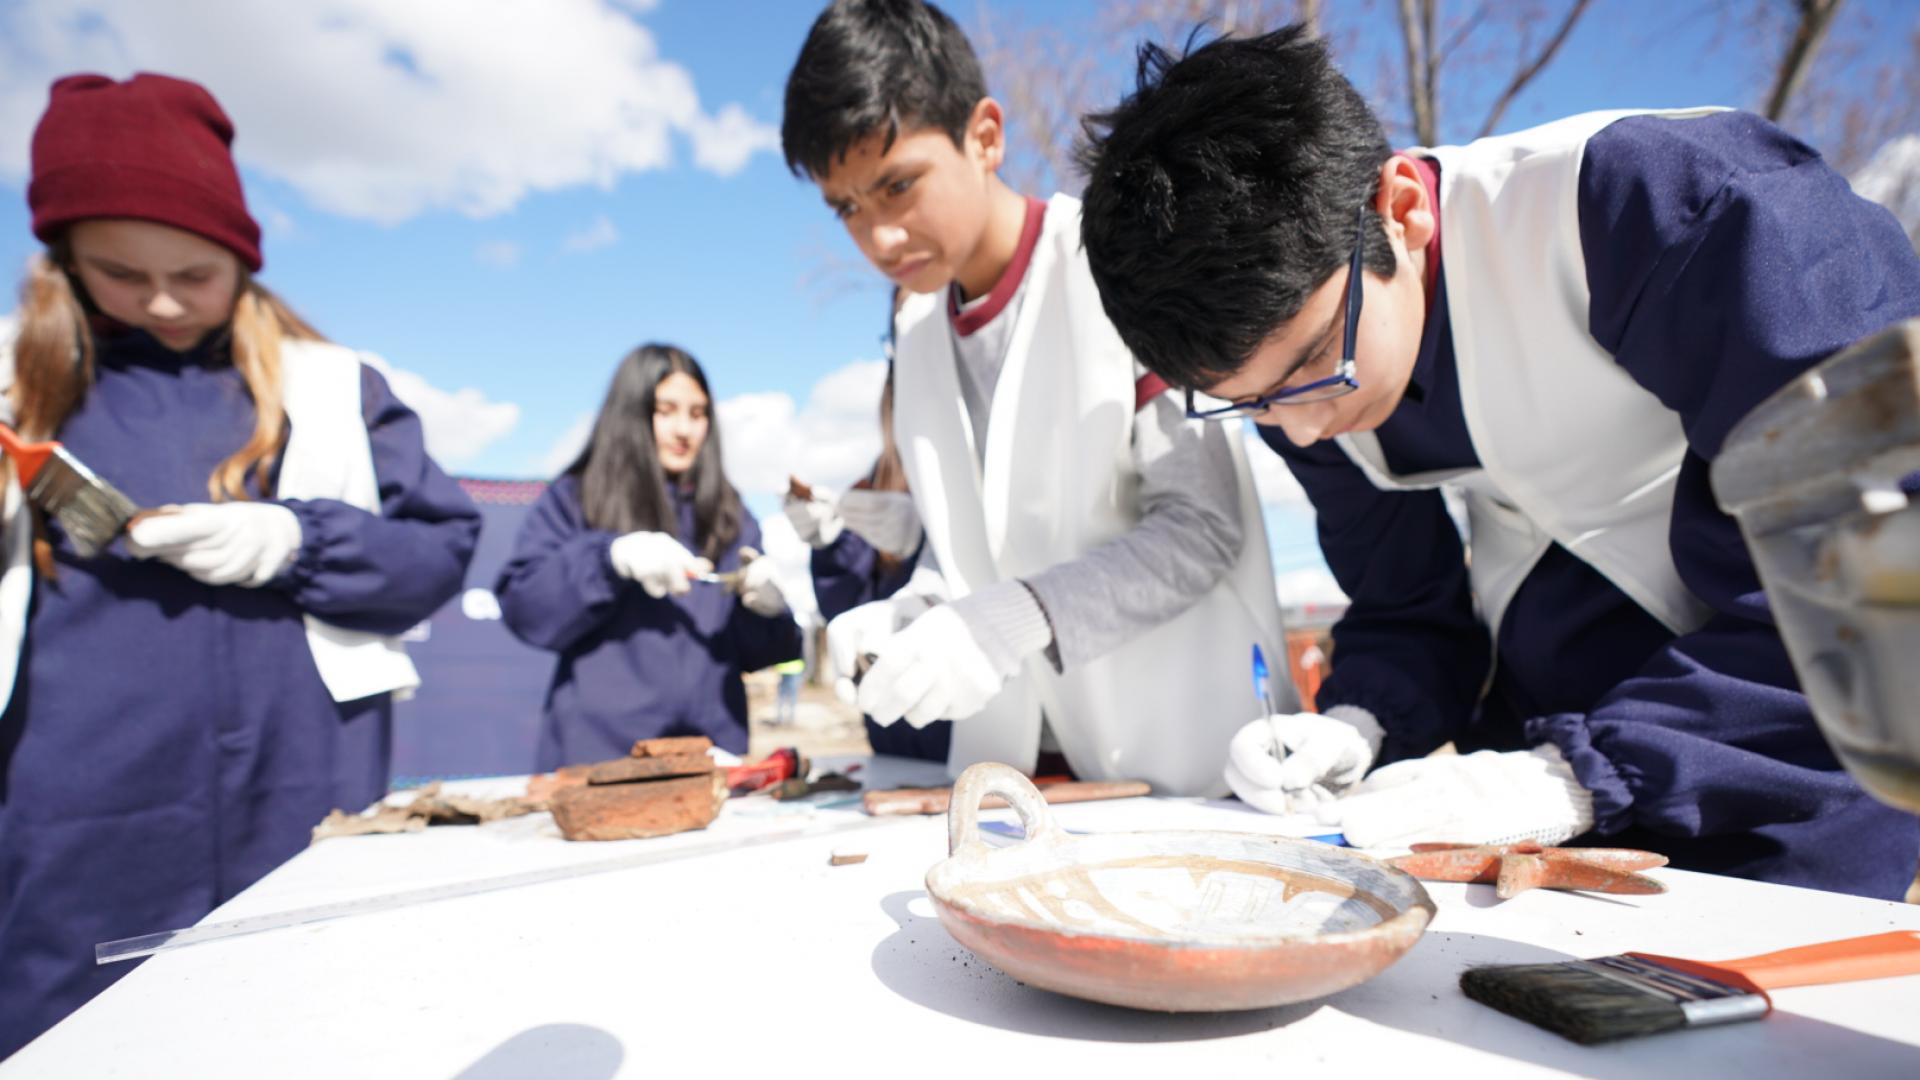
588, 754, 713, 785
630, 735, 714, 759
551, 771, 725, 841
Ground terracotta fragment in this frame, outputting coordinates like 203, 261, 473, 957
523, 765, 591, 807
587, 754, 714, 785
551, 771, 726, 841
629, 735, 714, 759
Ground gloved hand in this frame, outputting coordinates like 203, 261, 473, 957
825, 590, 941, 705
782, 484, 843, 548
1315, 745, 1597, 849
857, 580, 1053, 729
126, 501, 303, 587
608, 531, 711, 598
1223, 706, 1385, 815
837, 489, 922, 559
737, 553, 789, 617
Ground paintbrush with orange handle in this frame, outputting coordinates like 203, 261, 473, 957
0, 422, 142, 556
1461, 930, 1920, 1044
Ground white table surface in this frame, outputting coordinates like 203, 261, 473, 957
9, 759, 1919, 1079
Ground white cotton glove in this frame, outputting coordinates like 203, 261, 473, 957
836, 489, 922, 559
126, 502, 303, 587
1316, 745, 1597, 849
857, 580, 1053, 729
737, 553, 789, 617
824, 590, 939, 704
782, 485, 843, 548
608, 531, 711, 598
1223, 706, 1386, 815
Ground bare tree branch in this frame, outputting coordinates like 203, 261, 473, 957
1433, 1, 1491, 69
1476, 0, 1594, 138
1396, 0, 1437, 146
1764, 0, 1847, 121
1300, 0, 1323, 37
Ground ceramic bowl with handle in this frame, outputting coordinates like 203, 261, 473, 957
925, 762, 1436, 1012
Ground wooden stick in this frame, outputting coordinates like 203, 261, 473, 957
862, 779, 1150, 817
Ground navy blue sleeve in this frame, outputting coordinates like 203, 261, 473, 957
276, 364, 480, 635
1258, 428, 1489, 763
1531, 112, 1920, 839
811, 531, 883, 622
725, 511, 805, 672
809, 529, 919, 622
493, 475, 625, 654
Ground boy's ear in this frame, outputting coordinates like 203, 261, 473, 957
966, 97, 1007, 172
1376, 155, 1436, 254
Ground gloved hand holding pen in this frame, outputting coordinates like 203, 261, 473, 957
1223, 706, 1385, 815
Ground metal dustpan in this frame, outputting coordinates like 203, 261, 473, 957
925, 763, 1435, 1012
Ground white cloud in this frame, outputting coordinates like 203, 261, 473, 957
474, 241, 521, 269
563, 214, 620, 254
718, 360, 890, 498
687, 102, 783, 177
0, 0, 780, 224
359, 354, 520, 467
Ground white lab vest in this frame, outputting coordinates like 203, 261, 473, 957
0, 333, 420, 711
1334, 109, 1722, 642
893, 193, 1293, 796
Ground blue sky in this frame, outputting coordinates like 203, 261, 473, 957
2, 0, 1914, 605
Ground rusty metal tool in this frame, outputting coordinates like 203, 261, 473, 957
864, 777, 1151, 816
1387, 842, 1668, 899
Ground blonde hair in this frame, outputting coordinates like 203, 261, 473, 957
10, 238, 322, 501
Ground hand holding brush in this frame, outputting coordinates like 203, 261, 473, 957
0, 422, 141, 557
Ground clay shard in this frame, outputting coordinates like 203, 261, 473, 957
551, 771, 727, 841
588, 754, 714, 785
630, 735, 714, 759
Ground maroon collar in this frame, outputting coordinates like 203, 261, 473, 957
1406, 154, 1442, 310
949, 196, 1047, 337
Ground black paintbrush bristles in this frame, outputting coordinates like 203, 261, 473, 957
1461, 955, 1770, 1045
25, 446, 140, 557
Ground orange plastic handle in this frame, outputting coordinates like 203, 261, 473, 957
0, 423, 53, 486
1633, 931, 1920, 991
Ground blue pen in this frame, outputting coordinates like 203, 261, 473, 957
1251, 643, 1277, 716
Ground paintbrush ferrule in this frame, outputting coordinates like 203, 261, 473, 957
1583, 955, 1771, 1026
25, 446, 141, 557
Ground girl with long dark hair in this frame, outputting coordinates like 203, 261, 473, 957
497, 344, 801, 766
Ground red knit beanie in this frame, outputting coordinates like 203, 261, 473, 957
28, 73, 263, 271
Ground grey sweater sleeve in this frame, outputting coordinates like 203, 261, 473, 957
1020, 389, 1245, 670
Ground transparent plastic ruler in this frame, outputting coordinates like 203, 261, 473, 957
97, 813, 907, 965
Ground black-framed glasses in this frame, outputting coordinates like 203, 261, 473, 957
1186, 203, 1367, 421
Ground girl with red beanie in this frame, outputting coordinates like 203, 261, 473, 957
0, 73, 480, 1054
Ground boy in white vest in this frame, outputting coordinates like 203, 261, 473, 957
1075, 27, 1920, 899
779, 0, 1292, 795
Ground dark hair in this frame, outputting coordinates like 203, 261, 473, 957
782, 0, 987, 179
1076, 26, 1397, 390
569, 343, 743, 563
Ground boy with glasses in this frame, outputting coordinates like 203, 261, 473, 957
780, 0, 1290, 794
1077, 27, 1920, 898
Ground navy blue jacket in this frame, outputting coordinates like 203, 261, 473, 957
0, 327, 479, 1056
1263, 112, 1920, 900
809, 529, 950, 762
497, 475, 801, 767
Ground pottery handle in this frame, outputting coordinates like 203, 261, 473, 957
948, 762, 1059, 855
